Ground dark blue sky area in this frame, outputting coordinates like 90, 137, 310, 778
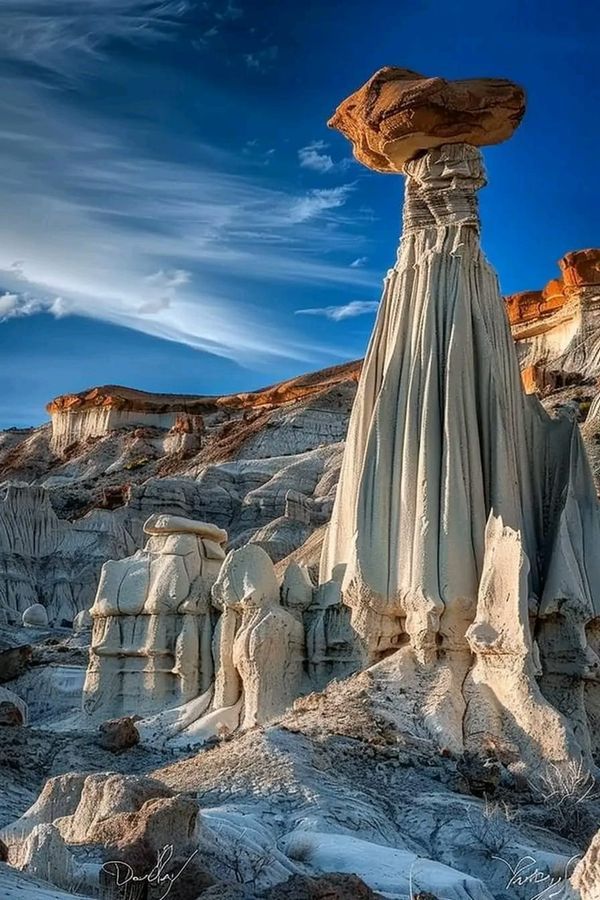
0, 0, 597, 426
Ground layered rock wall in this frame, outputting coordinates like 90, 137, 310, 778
506, 249, 600, 393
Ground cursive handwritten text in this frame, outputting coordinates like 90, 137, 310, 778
102, 843, 199, 900
493, 854, 580, 900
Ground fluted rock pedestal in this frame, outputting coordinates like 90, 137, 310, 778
321, 74, 600, 771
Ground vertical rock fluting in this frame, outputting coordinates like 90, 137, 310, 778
82, 514, 227, 722
320, 69, 600, 768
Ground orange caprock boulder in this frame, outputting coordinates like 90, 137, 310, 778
328, 67, 525, 173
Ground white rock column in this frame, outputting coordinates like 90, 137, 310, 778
82, 515, 227, 722
319, 142, 600, 766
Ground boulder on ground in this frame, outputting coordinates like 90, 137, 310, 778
73, 609, 92, 633
0, 686, 27, 726
98, 716, 140, 752
22, 603, 48, 628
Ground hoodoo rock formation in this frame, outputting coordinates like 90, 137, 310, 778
82, 514, 227, 722
85, 516, 355, 747
506, 248, 600, 393
322, 70, 600, 771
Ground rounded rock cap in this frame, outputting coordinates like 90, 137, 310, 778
328, 67, 526, 173
143, 513, 227, 544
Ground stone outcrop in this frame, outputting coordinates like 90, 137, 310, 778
0, 631, 31, 682
506, 248, 600, 393
206, 545, 306, 734
82, 514, 227, 722
328, 67, 525, 173
46, 363, 360, 455
0, 685, 27, 726
115, 538, 354, 748
572, 826, 600, 899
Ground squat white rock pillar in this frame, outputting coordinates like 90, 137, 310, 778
82, 515, 227, 722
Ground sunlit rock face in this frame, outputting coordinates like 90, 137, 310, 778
321, 70, 600, 772
82, 514, 227, 723
506, 248, 600, 393
328, 66, 525, 173
46, 367, 360, 456
47, 385, 207, 454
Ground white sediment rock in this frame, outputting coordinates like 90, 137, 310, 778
320, 142, 600, 771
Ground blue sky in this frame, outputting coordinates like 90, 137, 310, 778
0, 0, 598, 427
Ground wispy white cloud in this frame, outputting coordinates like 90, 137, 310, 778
0, 2, 377, 368
138, 268, 191, 313
295, 300, 379, 321
350, 256, 368, 268
287, 185, 355, 225
299, 141, 335, 174
0, 1, 191, 75
298, 140, 354, 175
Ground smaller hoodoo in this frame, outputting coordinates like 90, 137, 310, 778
320, 66, 600, 770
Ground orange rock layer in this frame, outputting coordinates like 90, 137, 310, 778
505, 249, 600, 327
47, 361, 362, 417
47, 251, 599, 418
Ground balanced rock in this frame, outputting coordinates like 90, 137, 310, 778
328, 66, 525, 172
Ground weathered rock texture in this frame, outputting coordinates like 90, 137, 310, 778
89, 525, 355, 748
328, 67, 525, 173
210, 545, 305, 731
506, 248, 600, 393
572, 826, 600, 899
82, 514, 227, 722
320, 137, 600, 771
0, 483, 136, 626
